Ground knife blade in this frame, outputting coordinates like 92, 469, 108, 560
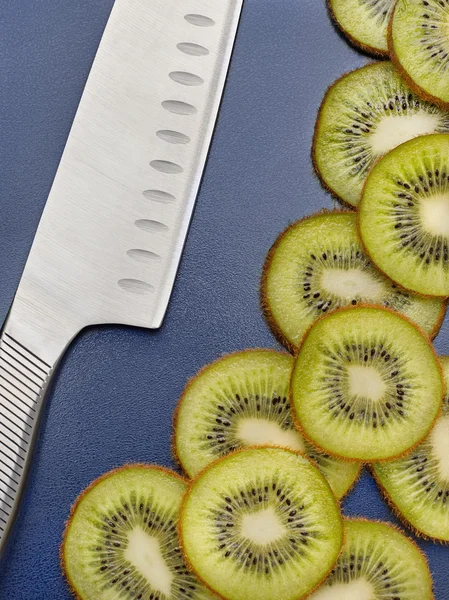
0, 0, 243, 555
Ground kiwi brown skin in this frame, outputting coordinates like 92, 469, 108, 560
289, 303, 445, 463
178, 446, 344, 600
60, 463, 189, 600
172, 348, 293, 475
387, 5, 449, 111
356, 156, 449, 302
260, 209, 354, 355
370, 464, 449, 546
306, 516, 435, 600
327, 0, 389, 59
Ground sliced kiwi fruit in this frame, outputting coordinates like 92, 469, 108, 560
373, 355, 449, 541
62, 465, 218, 600
309, 519, 433, 599
180, 447, 343, 600
390, 0, 449, 109
261, 212, 445, 351
291, 306, 443, 461
328, 0, 395, 56
313, 62, 449, 207
174, 349, 361, 499
359, 133, 449, 296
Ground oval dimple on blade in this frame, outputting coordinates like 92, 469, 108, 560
184, 13, 216, 27
169, 71, 204, 86
127, 249, 161, 263
162, 100, 197, 115
156, 130, 190, 145
135, 219, 169, 234
118, 279, 155, 295
177, 42, 210, 56
142, 190, 176, 204
150, 160, 183, 174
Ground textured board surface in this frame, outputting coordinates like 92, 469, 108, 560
0, 0, 448, 597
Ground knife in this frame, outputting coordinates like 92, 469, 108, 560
0, 0, 243, 555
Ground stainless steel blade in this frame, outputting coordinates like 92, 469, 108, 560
0, 0, 243, 555
9, 0, 243, 364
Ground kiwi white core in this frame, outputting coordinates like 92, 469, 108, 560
430, 416, 449, 480
420, 194, 449, 238
125, 527, 173, 596
369, 113, 442, 156
237, 418, 305, 451
321, 268, 383, 300
348, 365, 386, 401
241, 507, 285, 545
310, 578, 375, 600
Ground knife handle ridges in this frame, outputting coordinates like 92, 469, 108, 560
0, 333, 52, 555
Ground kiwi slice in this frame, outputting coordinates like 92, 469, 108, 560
291, 306, 443, 461
359, 133, 449, 296
309, 519, 433, 599
62, 465, 218, 600
180, 447, 343, 600
261, 212, 445, 351
328, 0, 395, 56
373, 355, 449, 542
390, 0, 449, 109
174, 349, 361, 499
313, 62, 449, 207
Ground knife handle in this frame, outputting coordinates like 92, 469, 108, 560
0, 330, 54, 556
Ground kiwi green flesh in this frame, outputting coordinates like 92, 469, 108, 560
391, 0, 449, 107
359, 133, 449, 296
373, 355, 449, 541
62, 466, 217, 600
175, 349, 360, 500
262, 212, 444, 350
309, 520, 433, 600
329, 0, 395, 54
180, 447, 343, 600
291, 306, 443, 461
314, 62, 449, 207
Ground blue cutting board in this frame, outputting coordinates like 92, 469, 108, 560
0, 1, 448, 597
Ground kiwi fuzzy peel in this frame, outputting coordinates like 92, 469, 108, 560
291, 305, 443, 462
174, 348, 361, 500
179, 447, 343, 600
